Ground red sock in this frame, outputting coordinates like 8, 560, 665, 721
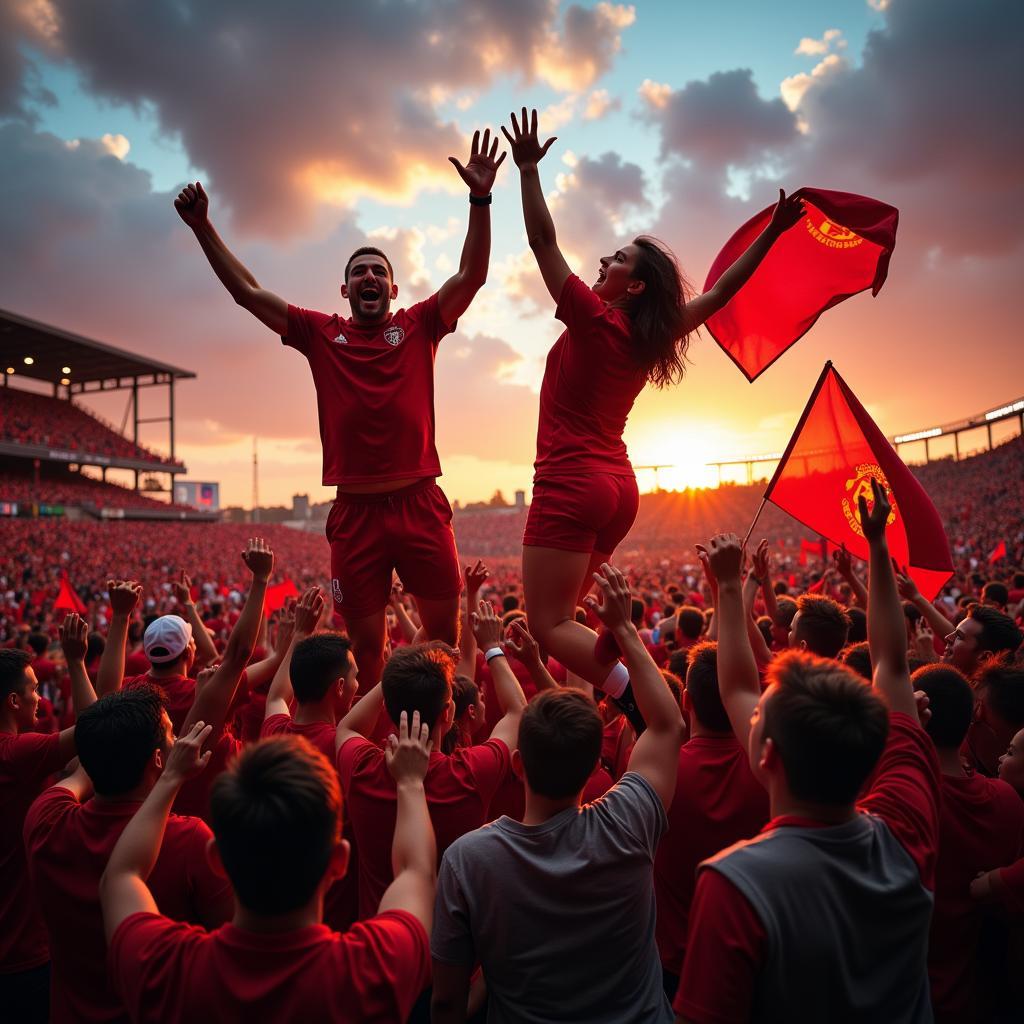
593, 628, 622, 665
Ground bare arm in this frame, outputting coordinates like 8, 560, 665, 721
97, 581, 142, 696
862, 480, 917, 718
703, 536, 761, 750
263, 589, 320, 720
742, 572, 774, 669
377, 711, 436, 931
587, 564, 685, 810
751, 538, 780, 623
683, 190, 805, 332
172, 571, 218, 669
174, 183, 288, 336
455, 562, 489, 680
833, 546, 869, 609
60, 612, 97, 716
335, 682, 385, 753
389, 584, 418, 645
502, 108, 572, 302
504, 620, 559, 692
437, 131, 505, 326
896, 569, 956, 640
100, 723, 213, 942
471, 602, 527, 751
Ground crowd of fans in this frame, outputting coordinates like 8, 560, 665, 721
0, 438, 1022, 1022
0, 471, 194, 513
0, 387, 182, 467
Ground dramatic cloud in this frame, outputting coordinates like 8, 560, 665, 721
13, 0, 634, 236
794, 28, 845, 56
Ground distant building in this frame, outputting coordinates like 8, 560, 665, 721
292, 493, 310, 519
514, 489, 526, 509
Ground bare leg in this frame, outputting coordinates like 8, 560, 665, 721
343, 608, 387, 695
411, 592, 461, 648
523, 546, 619, 689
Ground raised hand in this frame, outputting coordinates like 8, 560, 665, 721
895, 564, 920, 601
107, 580, 143, 617
751, 537, 771, 581
833, 544, 854, 579
389, 581, 405, 610
767, 188, 806, 236
704, 533, 744, 586
504, 619, 541, 666
501, 108, 557, 169
163, 721, 214, 784
241, 537, 274, 582
385, 710, 432, 784
274, 599, 297, 656
173, 181, 210, 230
696, 546, 720, 603
857, 477, 892, 545
464, 559, 490, 596
470, 599, 503, 650
913, 618, 937, 663
171, 569, 195, 607
449, 128, 506, 197
584, 563, 632, 632
293, 586, 324, 637
59, 613, 89, 663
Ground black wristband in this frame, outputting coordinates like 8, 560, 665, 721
469, 192, 492, 206
609, 682, 647, 737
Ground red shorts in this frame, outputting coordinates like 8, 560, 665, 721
326, 479, 462, 618
523, 472, 639, 554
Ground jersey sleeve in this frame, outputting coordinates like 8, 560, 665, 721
555, 273, 607, 331
23, 784, 74, 854
336, 735, 379, 791
675, 869, 766, 1024
282, 304, 325, 357
458, 739, 511, 805
8, 731, 64, 781
260, 713, 292, 738
591, 771, 669, 858
858, 711, 941, 889
108, 912, 204, 1022
430, 851, 475, 966
408, 293, 458, 347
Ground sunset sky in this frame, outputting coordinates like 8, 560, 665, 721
0, 0, 1020, 508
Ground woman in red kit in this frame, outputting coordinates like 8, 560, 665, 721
503, 108, 805, 716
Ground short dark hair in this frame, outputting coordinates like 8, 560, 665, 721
443, 674, 481, 754
667, 647, 689, 679
912, 664, 974, 748
518, 690, 602, 799
794, 595, 851, 659
982, 582, 1009, 608
86, 631, 106, 663
975, 655, 1024, 728
210, 736, 342, 915
76, 685, 167, 796
676, 606, 704, 641
290, 633, 352, 704
762, 651, 889, 805
775, 596, 798, 628
661, 670, 683, 708
0, 649, 32, 701
344, 245, 393, 281
382, 643, 454, 733
630, 598, 646, 626
846, 606, 867, 644
840, 641, 872, 682
502, 594, 520, 614
903, 601, 922, 625
685, 641, 731, 732
968, 605, 1022, 656
27, 633, 48, 657
756, 615, 774, 648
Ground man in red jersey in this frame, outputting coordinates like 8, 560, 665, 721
0, 617, 98, 1023
675, 481, 941, 1024
911, 663, 1024, 1023
653, 641, 769, 999
24, 684, 233, 1024
175, 129, 506, 691
101, 722, 436, 1023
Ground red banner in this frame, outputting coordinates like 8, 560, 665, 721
54, 573, 87, 615
764, 362, 952, 600
704, 188, 898, 381
264, 578, 300, 617
988, 540, 1007, 564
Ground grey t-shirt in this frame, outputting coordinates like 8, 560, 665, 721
431, 771, 672, 1024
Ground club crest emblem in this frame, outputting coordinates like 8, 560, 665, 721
383, 325, 405, 347
331, 578, 344, 605
806, 216, 864, 250
332, 332, 348, 345
841, 463, 897, 538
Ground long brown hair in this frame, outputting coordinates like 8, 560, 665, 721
627, 235, 694, 388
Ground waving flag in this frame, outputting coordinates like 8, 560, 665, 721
704, 188, 899, 381
988, 540, 1007, 564
265, 578, 300, 617
54, 573, 87, 615
763, 362, 952, 600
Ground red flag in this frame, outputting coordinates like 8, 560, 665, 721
764, 362, 952, 600
54, 573, 86, 615
264, 578, 300, 617
704, 189, 899, 381
988, 540, 1007, 564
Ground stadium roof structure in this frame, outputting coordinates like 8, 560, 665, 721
0, 307, 195, 387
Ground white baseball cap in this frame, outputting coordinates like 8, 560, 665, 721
143, 616, 194, 664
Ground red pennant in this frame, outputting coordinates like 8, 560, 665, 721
704, 188, 899, 381
988, 540, 1007, 564
264, 578, 300, 617
764, 363, 952, 600
54, 573, 87, 615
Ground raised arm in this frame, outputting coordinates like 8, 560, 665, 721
861, 479, 917, 718
97, 581, 142, 696
171, 570, 218, 669
702, 535, 761, 750
390, 583, 418, 645
682, 189, 805, 332
455, 561, 489, 680
587, 564, 685, 810
471, 601, 527, 750
56, 612, 98, 764
335, 681, 385, 753
182, 539, 272, 737
100, 722, 213, 942
377, 710, 437, 930
741, 570, 774, 669
832, 545, 868, 609
503, 620, 559, 692
264, 589, 322, 720
437, 131, 505, 326
174, 182, 288, 336
751, 538, 780, 623
895, 567, 955, 641
501, 108, 572, 302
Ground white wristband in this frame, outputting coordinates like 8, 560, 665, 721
484, 646, 505, 662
